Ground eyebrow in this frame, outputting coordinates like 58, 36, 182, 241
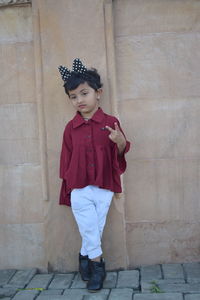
69, 88, 89, 96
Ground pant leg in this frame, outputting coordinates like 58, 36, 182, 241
91, 186, 113, 238
71, 186, 103, 259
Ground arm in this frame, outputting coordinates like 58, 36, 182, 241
106, 120, 130, 174
59, 123, 73, 206
60, 123, 72, 179
105, 122, 126, 155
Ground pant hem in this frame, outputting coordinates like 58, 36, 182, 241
88, 249, 102, 259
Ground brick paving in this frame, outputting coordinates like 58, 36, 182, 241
0, 262, 200, 299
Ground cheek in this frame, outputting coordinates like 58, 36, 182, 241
90, 98, 99, 106
71, 101, 77, 108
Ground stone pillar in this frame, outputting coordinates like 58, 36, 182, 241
0, 0, 47, 271
32, 0, 127, 271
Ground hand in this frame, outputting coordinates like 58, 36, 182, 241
105, 122, 126, 154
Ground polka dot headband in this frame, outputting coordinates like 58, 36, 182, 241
58, 58, 88, 82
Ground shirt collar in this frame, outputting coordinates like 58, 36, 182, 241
72, 107, 105, 128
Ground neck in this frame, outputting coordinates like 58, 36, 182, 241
80, 106, 99, 119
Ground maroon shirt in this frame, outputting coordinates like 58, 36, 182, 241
59, 107, 130, 206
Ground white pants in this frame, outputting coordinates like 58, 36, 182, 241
71, 185, 113, 259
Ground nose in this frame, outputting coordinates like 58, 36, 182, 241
77, 96, 83, 103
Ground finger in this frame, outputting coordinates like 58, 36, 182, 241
105, 125, 114, 133
114, 122, 120, 131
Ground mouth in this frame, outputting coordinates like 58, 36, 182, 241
78, 105, 86, 109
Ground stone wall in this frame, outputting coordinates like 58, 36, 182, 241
0, 3, 46, 270
114, 0, 200, 267
0, 0, 200, 272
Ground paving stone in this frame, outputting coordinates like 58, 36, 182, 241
150, 278, 185, 284
70, 273, 87, 289
141, 265, 162, 281
108, 288, 133, 300
48, 273, 74, 289
156, 278, 185, 283
185, 294, 200, 300
141, 282, 163, 293
0, 269, 16, 286
133, 293, 183, 300
162, 264, 184, 280
0, 287, 18, 297
141, 281, 200, 293
183, 263, 200, 283
12, 289, 39, 299
26, 274, 54, 289
103, 272, 117, 288
39, 289, 63, 295
83, 295, 108, 300
116, 270, 139, 289
5, 269, 37, 288
64, 288, 110, 300
36, 296, 74, 300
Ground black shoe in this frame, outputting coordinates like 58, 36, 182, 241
79, 253, 90, 281
87, 258, 106, 292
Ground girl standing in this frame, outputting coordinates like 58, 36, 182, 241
58, 58, 130, 292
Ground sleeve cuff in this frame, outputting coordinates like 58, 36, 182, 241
59, 179, 71, 206
114, 140, 130, 174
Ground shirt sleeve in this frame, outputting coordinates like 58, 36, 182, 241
113, 119, 131, 174
59, 123, 72, 206
60, 123, 72, 179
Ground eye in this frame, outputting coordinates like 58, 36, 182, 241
70, 95, 77, 100
81, 92, 88, 96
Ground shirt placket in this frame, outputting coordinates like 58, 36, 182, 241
85, 121, 95, 182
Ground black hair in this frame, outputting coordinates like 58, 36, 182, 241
63, 68, 103, 96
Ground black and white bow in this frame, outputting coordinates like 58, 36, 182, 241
58, 58, 87, 82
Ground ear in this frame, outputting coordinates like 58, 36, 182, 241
96, 88, 103, 99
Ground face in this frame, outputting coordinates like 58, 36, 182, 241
68, 82, 102, 119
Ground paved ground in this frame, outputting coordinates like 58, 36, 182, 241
1, 262, 200, 299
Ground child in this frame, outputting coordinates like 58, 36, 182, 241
58, 58, 130, 292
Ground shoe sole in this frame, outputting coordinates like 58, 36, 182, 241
87, 274, 106, 292
88, 287, 102, 293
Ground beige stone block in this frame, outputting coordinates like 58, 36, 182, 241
0, 103, 39, 139
37, 0, 111, 147
38, 0, 106, 69
126, 221, 200, 268
0, 223, 46, 270
0, 5, 32, 42
38, 0, 108, 91
0, 138, 39, 164
0, 165, 44, 224
0, 43, 35, 104
114, 0, 200, 36
102, 195, 127, 270
119, 98, 200, 159
116, 32, 200, 99
42, 150, 81, 272
124, 159, 200, 223
44, 200, 81, 272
